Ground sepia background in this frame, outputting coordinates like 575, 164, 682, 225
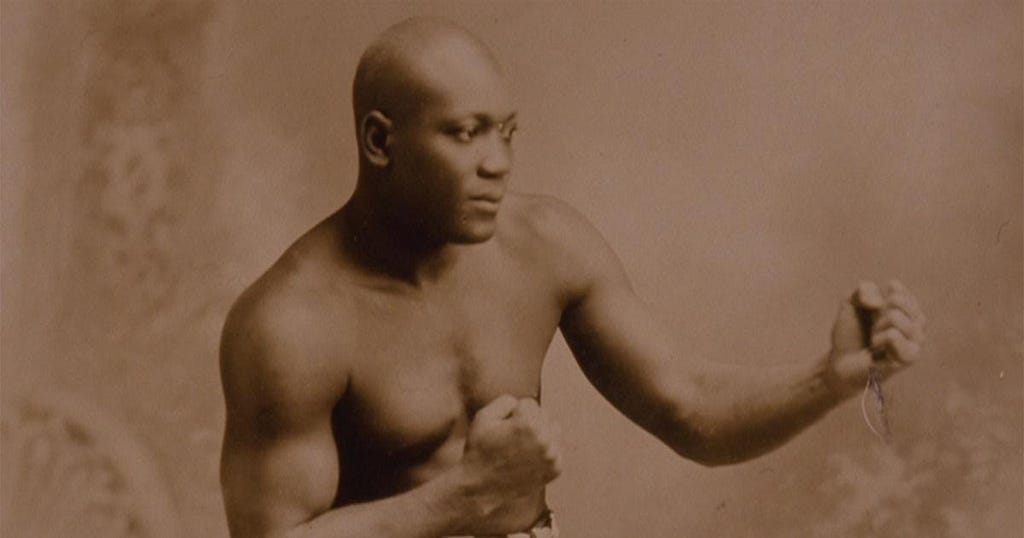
2, 1, 1021, 536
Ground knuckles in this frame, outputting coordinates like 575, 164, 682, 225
466, 396, 563, 486
516, 397, 540, 410
493, 394, 518, 408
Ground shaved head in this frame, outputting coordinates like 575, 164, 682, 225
349, 18, 515, 245
353, 18, 505, 128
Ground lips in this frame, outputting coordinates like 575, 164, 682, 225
468, 193, 503, 203
467, 195, 502, 215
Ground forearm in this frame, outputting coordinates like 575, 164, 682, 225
672, 280, 924, 465
663, 354, 849, 466
284, 468, 478, 538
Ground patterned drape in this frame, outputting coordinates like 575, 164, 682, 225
4, 1, 225, 536
71, 0, 216, 325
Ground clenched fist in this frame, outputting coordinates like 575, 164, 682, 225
827, 279, 927, 395
453, 394, 561, 532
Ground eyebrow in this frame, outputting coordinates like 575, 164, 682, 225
468, 112, 517, 124
436, 112, 517, 131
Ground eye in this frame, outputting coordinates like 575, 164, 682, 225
453, 124, 483, 143
501, 124, 518, 142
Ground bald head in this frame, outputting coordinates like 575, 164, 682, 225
352, 18, 505, 128
348, 18, 515, 245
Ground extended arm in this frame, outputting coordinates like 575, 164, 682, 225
547, 201, 924, 466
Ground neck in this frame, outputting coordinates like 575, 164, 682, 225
338, 183, 461, 287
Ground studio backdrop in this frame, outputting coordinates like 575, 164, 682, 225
2, 1, 1021, 537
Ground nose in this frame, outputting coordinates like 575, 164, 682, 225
478, 135, 512, 180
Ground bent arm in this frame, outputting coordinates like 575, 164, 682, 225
221, 423, 480, 538
218, 301, 482, 538
288, 479, 481, 538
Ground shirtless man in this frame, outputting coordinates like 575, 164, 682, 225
219, 17, 926, 538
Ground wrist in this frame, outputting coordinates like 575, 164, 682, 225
434, 462, 491, 535
819, 350, 869, 401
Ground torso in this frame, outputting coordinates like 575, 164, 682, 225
252, 193, 572, 521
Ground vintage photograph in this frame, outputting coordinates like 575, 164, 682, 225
2, 2, 1021, 537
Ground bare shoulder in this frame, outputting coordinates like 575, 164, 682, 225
504, 192, 600, 242
502, 192, 627, 299
220, 235, 354, 425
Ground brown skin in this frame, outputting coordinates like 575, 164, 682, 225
219, 18, 926, 538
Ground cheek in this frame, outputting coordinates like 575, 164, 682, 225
420, 145, 475, 194
391, 149, 464, 221
432, 142, 475, 172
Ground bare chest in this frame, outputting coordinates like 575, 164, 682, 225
334, 277, 563, 469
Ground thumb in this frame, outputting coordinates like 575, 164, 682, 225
832, 299, 866, 349
472, 394, 518, 423
854, 281, 885, 310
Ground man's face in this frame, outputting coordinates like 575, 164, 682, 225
387, 55, 516, 245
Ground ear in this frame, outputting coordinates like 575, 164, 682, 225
360, 110, 394, 167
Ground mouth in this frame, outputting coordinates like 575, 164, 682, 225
467, 196, 502, 213
468, 192, 503, 203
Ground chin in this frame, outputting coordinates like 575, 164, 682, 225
450, 220, 498, 244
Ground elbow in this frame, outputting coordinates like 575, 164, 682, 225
646, 388, 767, 468
668, 433, 735, 467
662, 410, 754, 468
675, 437, 775, 468
676, 445, 748, 468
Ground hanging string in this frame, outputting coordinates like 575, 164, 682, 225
860, 363, 891, 443
855, 300, 891, 443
